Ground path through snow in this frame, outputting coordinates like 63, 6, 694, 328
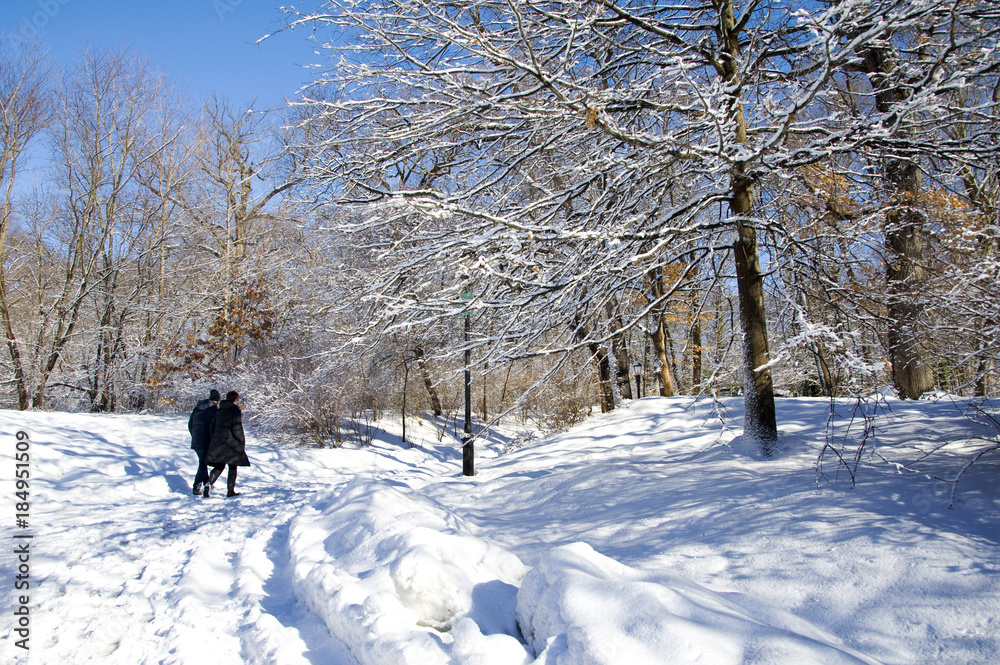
1, 412, 368, 664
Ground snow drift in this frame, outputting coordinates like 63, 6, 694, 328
517, 542, 881, 665
288, 476, 533, 665
287, 477, 883, 665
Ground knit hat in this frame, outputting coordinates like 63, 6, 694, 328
209, 389, 222, 401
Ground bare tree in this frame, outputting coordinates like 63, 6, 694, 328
0, 39, 52, 409
176, 98, 299, 366
25, 47, 171, 408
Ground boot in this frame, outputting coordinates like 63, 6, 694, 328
208, 467, 223, 485
192, 482, 202, 496
225, 466, 240, 497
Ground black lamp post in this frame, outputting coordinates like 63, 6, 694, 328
460, 287, 474, 476
632, 361, 644, 399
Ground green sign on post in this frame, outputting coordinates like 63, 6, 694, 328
459, 287, 473, 316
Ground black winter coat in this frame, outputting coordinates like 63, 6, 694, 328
188, 399, 218, 451
205, 400, 251, 467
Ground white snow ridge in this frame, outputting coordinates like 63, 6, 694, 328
516, 543, 879, 665
288, 477, 532, 665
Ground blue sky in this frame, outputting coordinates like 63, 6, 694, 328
0, 0, 328, 110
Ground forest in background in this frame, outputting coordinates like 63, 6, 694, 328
1, 0, 998, 453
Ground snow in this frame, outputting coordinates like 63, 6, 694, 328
1, 396, 998, 664
516, 542, 878, 665
288, 477, 530, 664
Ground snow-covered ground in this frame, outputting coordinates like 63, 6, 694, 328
1, 396, 997, 664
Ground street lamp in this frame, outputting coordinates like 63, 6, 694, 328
460, 286, 474, 476
632, 361, 644, 399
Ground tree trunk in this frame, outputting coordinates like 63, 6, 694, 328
650, 311, 676, 397
0, 278, 29, 409
606, 300, 632, 399
572, 312, 615, 412
480, 362, 488, 421
690, 292, 703, 394
733, 191, 778, 447
413, 346, 443, 416
0, 188, 29, 409
591, 341, 616, 413
959, 168, 996, 399
884, 196, 933, 399
974, 355, 989, 398
717, 0, 777, 449
646, 266, 676, 397
854, 45, 934, 399
401, 351, 409, 445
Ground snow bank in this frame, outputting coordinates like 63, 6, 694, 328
287, 476, 533, 665
516, 542, 882, 665
290, 473, 885, 665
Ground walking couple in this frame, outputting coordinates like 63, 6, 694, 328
188, 389, 251, 498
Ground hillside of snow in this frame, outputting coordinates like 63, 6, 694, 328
1, 396, 998, 664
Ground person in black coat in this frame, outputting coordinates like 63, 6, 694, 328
204, 390, 251, 497
188, 389, 220, 496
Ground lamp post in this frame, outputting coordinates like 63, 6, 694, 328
632, 361, 644, 399
460, 286, 474, 476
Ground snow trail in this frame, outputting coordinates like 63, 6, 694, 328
1, 412, 362, 664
